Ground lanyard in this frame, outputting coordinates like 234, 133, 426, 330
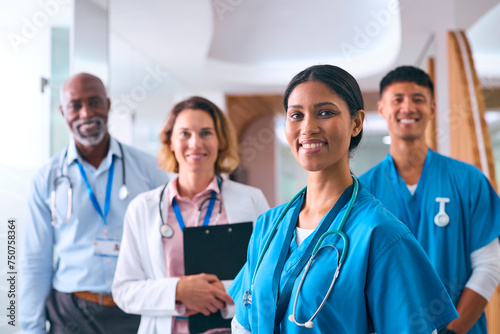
76, 156, 115, 226
388, 149, 431, 233
171, 190, 217, 231
273, 184, 354, 333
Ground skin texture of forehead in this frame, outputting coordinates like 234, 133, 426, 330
60, 73, 107, 105
382, 81, 433, 99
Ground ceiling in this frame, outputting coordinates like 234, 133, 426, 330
107, 0, 500, 95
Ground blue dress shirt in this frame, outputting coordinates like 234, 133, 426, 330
20, 138, 168, 334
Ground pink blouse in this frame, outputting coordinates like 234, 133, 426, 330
162, 176, 229, 334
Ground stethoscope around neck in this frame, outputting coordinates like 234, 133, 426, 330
158, 176, 223, 238
50, 142, 128, 226
243, 176, 359, 329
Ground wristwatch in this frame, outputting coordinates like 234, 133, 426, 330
439, 329, 457, 334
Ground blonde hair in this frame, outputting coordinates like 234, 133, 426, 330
158, 96, 240, 174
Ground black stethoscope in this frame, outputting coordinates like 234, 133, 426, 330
50, 142, 128, 226
158, 176, 223, 238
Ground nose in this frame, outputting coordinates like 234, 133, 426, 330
301, 114, 320, 135
79, 102, 92, 119
188, 133, 201, 147
400, 98, 415, 113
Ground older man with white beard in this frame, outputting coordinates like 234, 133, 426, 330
20, 73, 168, 334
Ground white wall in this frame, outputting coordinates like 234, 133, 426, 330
0, 2, 58, 332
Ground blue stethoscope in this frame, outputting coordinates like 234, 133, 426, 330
243, 176, 359, 329
51, 142, 128, 227
158, 176, 223, 238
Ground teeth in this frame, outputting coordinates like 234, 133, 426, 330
399, 119, 416, 124
80, 121, 97, 128
79, 122, 99, 133
302, 143, 324, 149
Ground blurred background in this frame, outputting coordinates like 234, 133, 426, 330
1, 1, 499, 331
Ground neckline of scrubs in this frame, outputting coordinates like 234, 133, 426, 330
272, 183, 355, 332
387, 148, 432, 233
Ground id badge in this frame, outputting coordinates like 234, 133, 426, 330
94, 238, 121, 257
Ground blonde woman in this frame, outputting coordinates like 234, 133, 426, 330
113, 96, 270, 334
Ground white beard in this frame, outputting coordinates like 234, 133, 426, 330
72, 116, 107, 146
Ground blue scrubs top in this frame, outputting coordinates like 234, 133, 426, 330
360, 149, 500, 334
229, 185, 457, 333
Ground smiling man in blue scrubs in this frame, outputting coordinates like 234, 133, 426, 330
360, 66, 500, 334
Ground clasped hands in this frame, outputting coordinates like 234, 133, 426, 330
176, 273, 234, 316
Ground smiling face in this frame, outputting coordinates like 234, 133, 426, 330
378, 81, 435, 142
59, 74, 110, 148
169, 108, 222, 175
285, 81, 364, 173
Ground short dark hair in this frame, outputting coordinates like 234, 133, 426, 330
283, 64, 364, 151
379, 65, 434, 97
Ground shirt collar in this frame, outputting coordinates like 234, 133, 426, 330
66, 136, 121, 167
166, 175, 220, 204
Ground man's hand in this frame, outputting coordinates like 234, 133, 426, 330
176, 273, 234, 316
445, 288, 488, 334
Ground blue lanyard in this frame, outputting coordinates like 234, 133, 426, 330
388, 149, 431, 233
273, 184, 354, 333
171, 190, 217, 231
76, 157, 115, 226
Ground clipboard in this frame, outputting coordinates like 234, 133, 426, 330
183, 222, 253, 333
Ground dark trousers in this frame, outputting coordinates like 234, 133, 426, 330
46, 289, 140, 334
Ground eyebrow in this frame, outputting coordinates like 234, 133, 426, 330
177, 127, 214, 131
287, 102, 340, 109
392, 93, 427, 99
68, 96, 103, 103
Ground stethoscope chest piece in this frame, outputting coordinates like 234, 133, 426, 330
119, 184, 129, 200
160, 223, 174, 238
243, 289, 252, 308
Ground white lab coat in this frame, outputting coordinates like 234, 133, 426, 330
112, 178, 270, 334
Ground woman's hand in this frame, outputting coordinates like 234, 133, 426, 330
176, 273, 234, 316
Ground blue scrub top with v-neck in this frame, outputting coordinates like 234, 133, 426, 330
229, 186, 458, 333
360, 149, 500, 334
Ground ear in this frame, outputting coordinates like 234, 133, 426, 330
107, 98, 111, 113
218, 140, 225, 151
429, 99, 436, 119
59, 105, 65, 117
352, 109, 365, 137
377, 100, 386, 119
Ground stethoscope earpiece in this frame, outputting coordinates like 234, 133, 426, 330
288, 315, 314, 328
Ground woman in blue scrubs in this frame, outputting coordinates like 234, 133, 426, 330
229, 65, 458, 333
